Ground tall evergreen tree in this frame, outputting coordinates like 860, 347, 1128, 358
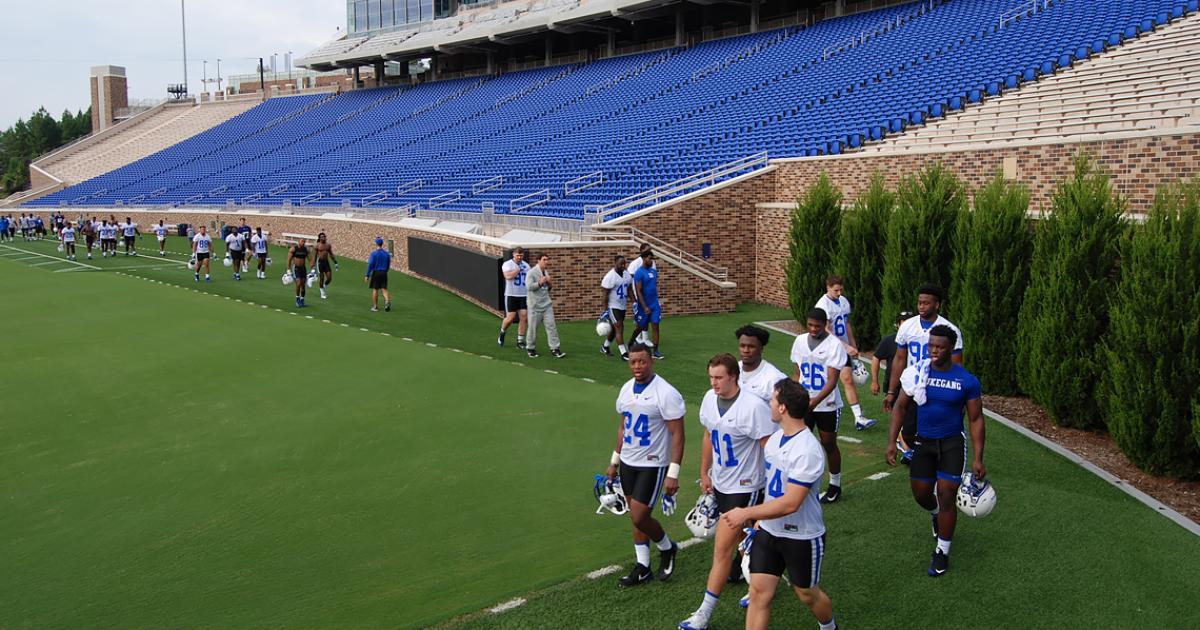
951, 173, 1033, 394
1017, 154, 1126, 429
1101, 178, 1200, 477
786, 173, 842, 321
880, 162, 965, 333
836, 173, 893, 349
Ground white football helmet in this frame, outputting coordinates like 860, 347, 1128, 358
851, 358, 870, 387
956, 472, 996, 518
282, 271, 294, 284
596, 321, 613, 338
222, 253, 233, 268
265, 257, 272, 266
305, 269, 317, 288
685, 493, 719, 538
187, 255, 197, 270
594, 474, 628, 515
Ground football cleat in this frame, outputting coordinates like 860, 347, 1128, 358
601, 345, 612, 356
618, 563, 653, 587
679, 612, 709, 630
855, 418, 877, 430
956, 472, 996, 517
551, 348, 566, 359
594, 475, 628, 515
927, 550, 949, 577
897, 439, 914, 465
384, 301, 391, 312
527, 348, 538, 358
684, 494, 719, 539
652, 349, 665, 359
851, 358, 870, 386
497, 330, 506, 346
739, 593, 751, 609
819, 485, 841, 504
656, 541, 678, 581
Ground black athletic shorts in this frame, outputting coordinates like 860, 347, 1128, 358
196, 252, 210, 261
505, 295, 527, 313
715, 488, 764, 515
909, 431, 967, 484
231, 249, 244, 262
369, 270, 388, 290
293, 265, 306, 279
749, 529, 825, 588
807, 409, 841, 434
257, 253, 267, 261
901, 403, 918, 446
85, 236, 95, 246
619, 461, 668, 508
609, 308, 626, 322
318, 260, 331, 273
124, 235, 135, 246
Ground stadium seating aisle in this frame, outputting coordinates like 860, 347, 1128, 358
26, 0, 1199, 219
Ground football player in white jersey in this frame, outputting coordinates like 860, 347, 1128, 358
250, 228, 269, 279
736, 325, 789, 403
600, 254, 633, 360
790, 308, 849, 504
604, 343, 685, 587
723, 378, 838, 630
679, 354, 776, 630
497, 247, 530, 349
120, 217, 139, 256
816, 275, 876, 430
60, 223, 77, 260
883, 284, 964, 415
153, 220, 170, 256
191, 226, 213, 282
224, 229, 246, 281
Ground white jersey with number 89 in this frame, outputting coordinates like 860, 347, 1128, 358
616, 375, 686, 468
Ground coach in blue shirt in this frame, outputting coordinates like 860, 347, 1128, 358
364, 237, 392, 312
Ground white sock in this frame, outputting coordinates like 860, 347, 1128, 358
819, 615, 837, 630
851, 404, 864, 420
603, 339, 611, 348
635, 542, 651, 567
654, 533, 673, 551
618, 344, 627, 354
936, 537, 952, 555
830, 473, 841, 486
698, 590, 719, 617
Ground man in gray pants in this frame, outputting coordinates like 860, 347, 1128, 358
526, 252, 566, 359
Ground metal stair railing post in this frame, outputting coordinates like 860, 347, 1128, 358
593, 152, 769, 221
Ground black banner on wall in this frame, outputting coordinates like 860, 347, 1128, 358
407, 237, 504, 310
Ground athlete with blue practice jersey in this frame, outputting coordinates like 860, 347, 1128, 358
629, 248, 665, 359
886, 324, 986, 578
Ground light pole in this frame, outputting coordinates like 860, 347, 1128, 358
181, 0, 189, 97
202, 59, 207, 98
217, 58, 223, 93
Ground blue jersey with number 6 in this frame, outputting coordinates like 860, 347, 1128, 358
616, 375, 686, 468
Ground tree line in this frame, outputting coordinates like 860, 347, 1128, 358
1, 107, 92, 195
787, 155, 1200, 479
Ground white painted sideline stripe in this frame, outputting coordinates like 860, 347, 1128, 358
837, 436, 862, 444
0, 244, 100, 270
866, 472, 890, 481
983, 408, 1200, 537
678, 536, 705, 550
488, 598, 527, 614
586, 565, 622, 580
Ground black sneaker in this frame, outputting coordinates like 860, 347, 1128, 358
551, 348, 566, 358
497, 331, 506, 346
652, 349, 665, 359
601, 345, 612, 356
527, 348, 538, 358
819, 485, 841, 504
517, 340, 526, 350
927, 550, 949, 577
384, 301, 391, 312
656, 541, 678, 581
620, 352, 629, 362
618, 563, 653, 587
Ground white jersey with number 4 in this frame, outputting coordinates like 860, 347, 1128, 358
154, 224, 169, 240
789, 333, 847, 412
895, 315, 964, 365
699, 390, 775, 494
739, 359, 788, 403
815, 295, 852, 343
616, 375, 686, 468
601, 268, 633, 311
760, 427, 826, 540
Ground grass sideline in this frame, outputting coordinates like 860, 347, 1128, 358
2, 236, 1199, 629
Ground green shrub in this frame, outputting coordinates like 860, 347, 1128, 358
950, 173, 1033, 395
880, 162, 965, 332
1101, 178, 1200, 477
836, 173, 893, 349
1017, 155, 1126, 429
786, 173, 842, 321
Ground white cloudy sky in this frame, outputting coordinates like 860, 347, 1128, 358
0, 0, 346, 128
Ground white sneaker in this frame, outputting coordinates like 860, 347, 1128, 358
678, 610, 709, 630
855, 418, 878, 431
320, 289, 327, 299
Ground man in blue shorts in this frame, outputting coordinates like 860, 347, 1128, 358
886, 324, 986, 578
629, 248, 664, 359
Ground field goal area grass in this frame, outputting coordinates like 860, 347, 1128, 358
1, 234, 1198, 629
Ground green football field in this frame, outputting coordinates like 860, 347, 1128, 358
1, 236, 1198, 629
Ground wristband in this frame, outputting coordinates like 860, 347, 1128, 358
610, 451, 621, 466
667, 462, 681, 480
886, 391, 897, 396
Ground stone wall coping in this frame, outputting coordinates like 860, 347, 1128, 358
769, 125, 1200, 163
603, 164, 778, 225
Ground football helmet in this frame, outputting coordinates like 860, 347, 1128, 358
56, 243, 64, 252
222, 253, 233, 268
187, 255, 197, 270
595, 311, 613, 338
282, 271, 294, 284
594, 474, 628, 515
684, 493, 719, 539
265, 257, 272, 266
851, 358, 870, 387
956, 472, 996, 518
306, 267, 317, 288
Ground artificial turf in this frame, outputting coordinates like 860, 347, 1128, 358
2, 236, 1198, 629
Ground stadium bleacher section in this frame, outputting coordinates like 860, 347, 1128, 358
28, 0, 1200, 220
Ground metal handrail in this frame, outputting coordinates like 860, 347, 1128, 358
397, 179, 424, 195
331, 181, 354, 195
594, 152, 769, 221
999, 0, 1052, 30
429, 190, 462, 208
208, 186, 228, 197
472, 175, 505, 195
564, 172, 604, 196
822, 0, 937, 60
362, 191, 390, 207
299, 192, 325, 206
269, 184, 290, 196
509, 189, 550, 213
